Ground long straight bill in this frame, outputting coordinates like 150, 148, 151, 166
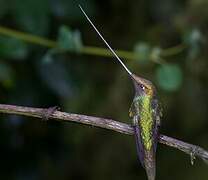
78, 5, 133, 76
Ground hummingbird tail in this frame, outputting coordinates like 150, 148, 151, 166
145, 165, 156, 180
133, 124, 156, 180
144, 151, 156, 180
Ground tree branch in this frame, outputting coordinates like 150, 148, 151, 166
0, 25, 186, 61
0, 104, 207, 164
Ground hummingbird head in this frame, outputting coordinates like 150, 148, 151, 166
131, 74, 156, 97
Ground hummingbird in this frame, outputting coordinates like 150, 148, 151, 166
79, 5, 162, 180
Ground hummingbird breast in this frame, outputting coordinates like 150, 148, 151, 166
130, 94, 160, 180
134, 95, 155, 150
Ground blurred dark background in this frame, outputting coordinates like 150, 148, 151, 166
0, 0, 208, 179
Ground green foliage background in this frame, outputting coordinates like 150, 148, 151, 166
0, 0, 208, 179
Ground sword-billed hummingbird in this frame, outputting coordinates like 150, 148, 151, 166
79, 5, 162, 180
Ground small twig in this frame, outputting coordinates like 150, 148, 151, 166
0, 104, 207, 163
159, 135, 208, 164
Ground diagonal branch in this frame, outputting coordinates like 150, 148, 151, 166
0, 104, 207, 164
0, 25, 186, 61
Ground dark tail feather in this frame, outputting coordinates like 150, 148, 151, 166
144, 150, 156, 180
145, 165, 155, 180
133, 125, 156, 180
133, 125, 144, 167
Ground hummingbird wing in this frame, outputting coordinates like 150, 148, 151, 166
130, 103, 145, 167
152, 98, 162, 152
133, 122, 145, 167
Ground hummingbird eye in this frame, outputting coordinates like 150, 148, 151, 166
140, 84, 146, 90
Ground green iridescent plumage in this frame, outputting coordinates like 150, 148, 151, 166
130, 95, 154, 150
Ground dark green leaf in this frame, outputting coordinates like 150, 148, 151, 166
0, 37, 28, 60
12, 0, 50, 35
134, 42, 151, 63
150, 47, 162, 63
38, 58, 74, 98
41, 52, 53, 64
57, 25, 83, 52
156, 64, 183, 92
184, 29, 202, 45
184, 29, 203, 59
0, 62, 13, 87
